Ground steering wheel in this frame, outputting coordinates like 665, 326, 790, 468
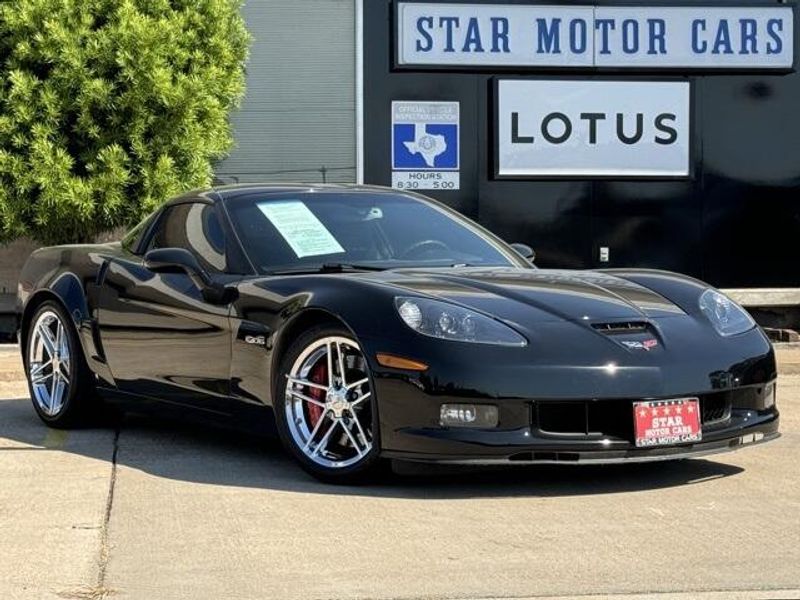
398, 239, 451, 260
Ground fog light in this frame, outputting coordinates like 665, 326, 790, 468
764, 383, 776, 409
440, 403, 499, 428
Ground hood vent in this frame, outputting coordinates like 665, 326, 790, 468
591, 321, 650, 334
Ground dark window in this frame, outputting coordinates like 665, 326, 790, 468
146, 203, 229, 274
121, 213, 157, 254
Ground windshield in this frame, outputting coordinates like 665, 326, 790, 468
224, 191, 527, 273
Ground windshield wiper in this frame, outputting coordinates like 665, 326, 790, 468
266, 262, 389, 275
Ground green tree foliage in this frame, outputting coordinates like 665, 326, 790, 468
0, 0, 249, 244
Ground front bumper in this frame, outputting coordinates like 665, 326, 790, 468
377, 379, 780, 464
367, 320, 779, 464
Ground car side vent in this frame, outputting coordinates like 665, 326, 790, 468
591, 321, 650, 334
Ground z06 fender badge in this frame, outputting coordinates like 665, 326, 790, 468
245, 335, 266, 346
621, 339, 659, 351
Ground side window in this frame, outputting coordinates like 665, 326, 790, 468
146, 203, 229, 274
121, 213, 156, 255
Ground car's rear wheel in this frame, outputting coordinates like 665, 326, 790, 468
25, 301, 96, 428
274, 326, 380, 483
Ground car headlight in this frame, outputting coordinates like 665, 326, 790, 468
699, 289, 755, 337
394, 296, 527, 346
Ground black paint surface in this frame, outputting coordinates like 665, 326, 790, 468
15, 185, 780, 463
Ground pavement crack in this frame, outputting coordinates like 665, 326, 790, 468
56, 425, 119, 600
95, 426, 120, 597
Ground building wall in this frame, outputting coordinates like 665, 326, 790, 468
0, 238, 39, 298
214, 0, 357, 185
362, 0, 800, 288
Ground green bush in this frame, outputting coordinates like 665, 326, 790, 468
0, 0, 249, 244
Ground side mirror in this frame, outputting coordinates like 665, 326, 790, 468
510, 243, 536, 262
144, 247, 234, 304
145, 247, 209, 283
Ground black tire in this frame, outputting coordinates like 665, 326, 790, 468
273, 325, 382, 484
24, 300, 98, 428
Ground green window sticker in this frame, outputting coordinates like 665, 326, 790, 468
256, 201, 345, 258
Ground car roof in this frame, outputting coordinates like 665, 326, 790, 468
153, 184, 445, 220
158, 183, 443, 219
208, 183, 405, 203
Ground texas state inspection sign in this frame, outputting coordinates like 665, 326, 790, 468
391, 101, 460, 191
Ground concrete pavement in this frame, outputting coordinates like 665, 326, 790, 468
1, 344, 799, 600
775, 344, 800, 374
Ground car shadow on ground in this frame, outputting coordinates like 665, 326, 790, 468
0, 397, 745, 499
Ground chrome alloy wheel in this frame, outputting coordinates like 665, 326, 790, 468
285, 336, 373, 468
28, 310, 71, 417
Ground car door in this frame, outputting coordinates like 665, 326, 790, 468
95, 200, 236, 414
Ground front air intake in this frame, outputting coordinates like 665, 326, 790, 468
535, 399, 634, 441
701, 393, 731, 425
591, 321, 650, 334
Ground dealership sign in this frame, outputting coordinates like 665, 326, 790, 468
496, 80, 690, 177
396, 3, 794, 69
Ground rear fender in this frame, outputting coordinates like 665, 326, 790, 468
20, 272, 108, 382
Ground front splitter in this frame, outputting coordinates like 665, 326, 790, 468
383, 431, 781, 466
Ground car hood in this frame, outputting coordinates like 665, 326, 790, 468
368, 267, 686, 325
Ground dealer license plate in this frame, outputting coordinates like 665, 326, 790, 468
633, 398, 701, 448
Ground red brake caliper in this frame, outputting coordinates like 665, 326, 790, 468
307, 361, 327, 427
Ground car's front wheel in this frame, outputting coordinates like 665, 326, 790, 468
274, 326, 380, 483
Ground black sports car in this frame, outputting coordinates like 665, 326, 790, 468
16, 184, 779, 482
